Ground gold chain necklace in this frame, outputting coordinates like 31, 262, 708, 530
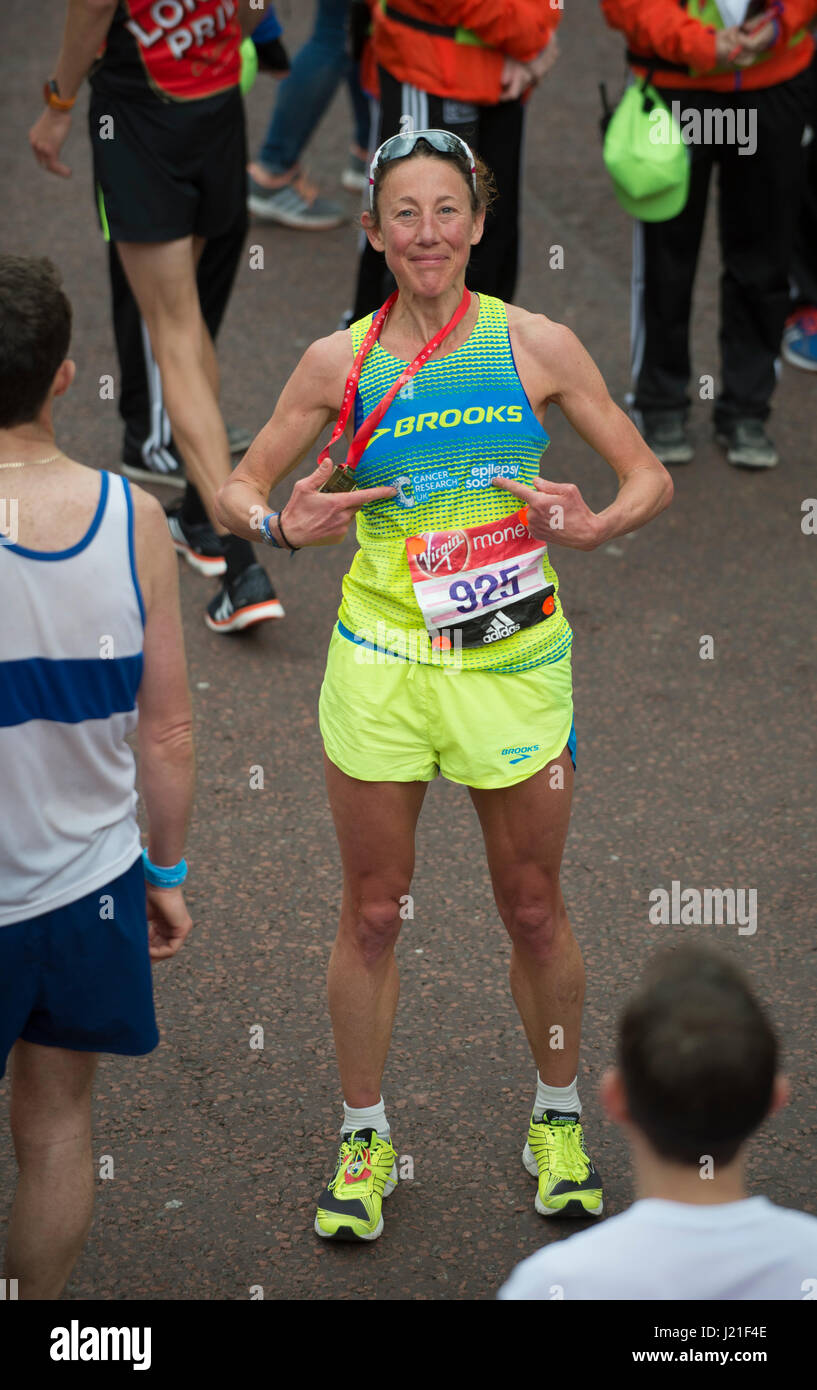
0, 453, 62, 470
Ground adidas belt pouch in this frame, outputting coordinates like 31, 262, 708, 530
405, 509, 556, 651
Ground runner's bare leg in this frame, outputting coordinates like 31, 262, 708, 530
5, 1040, 98, 1299
192, 235, 222, 405
324, 756, 427, 1108
116, 236, 231, 533
469, 747, 584, 1084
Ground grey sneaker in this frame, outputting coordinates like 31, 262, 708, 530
247, 168, 346, 229
716, 418, 778, 469
227, 423, 254, 456
641, 411, 694, 464
341, 149, 368, 193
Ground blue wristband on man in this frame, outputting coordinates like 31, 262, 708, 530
142, 848, 188, 888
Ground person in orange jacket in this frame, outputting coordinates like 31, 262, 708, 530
351, 1, 561, 318
601, 1, 817, 469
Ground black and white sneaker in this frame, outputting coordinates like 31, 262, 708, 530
121, 430, 185, 490
715, 418, 778, 469
121, 424, 253, 488
166, 504, 226, 577
205, 563, 284, 633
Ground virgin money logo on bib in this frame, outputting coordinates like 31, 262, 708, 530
406, 509, 554, 650
409, 530, 470, 577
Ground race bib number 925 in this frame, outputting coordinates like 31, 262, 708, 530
406, 510, 556, 650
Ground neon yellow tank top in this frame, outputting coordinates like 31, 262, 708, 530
336, 293, 572, 673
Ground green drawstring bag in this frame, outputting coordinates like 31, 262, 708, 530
602, 74, 690, 222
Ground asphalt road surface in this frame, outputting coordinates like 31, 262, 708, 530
2, 0, 815, 1302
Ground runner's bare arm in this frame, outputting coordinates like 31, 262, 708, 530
132, 486, 194, 959
133, 485, 194, 865
215, 334, 397, 548
29, 0, 119, 177
54, 0, 119, 99
496, 315, 673, 550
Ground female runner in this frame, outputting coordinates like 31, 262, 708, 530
216, 130, 673, 1242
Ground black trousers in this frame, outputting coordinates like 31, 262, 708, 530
633, 68, 812, 426
108, 206, 247, 446
351, 66, 525, 320
791, 49, 817, 308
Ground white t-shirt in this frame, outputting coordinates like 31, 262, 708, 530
714, 1, 750, 25
498, 1197, 817, 1301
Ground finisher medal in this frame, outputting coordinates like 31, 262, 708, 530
319, 464, 359, 494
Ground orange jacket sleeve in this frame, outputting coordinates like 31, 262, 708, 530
436, 2, 561, 63
599, 0, 718, 71
774, 0, 817, 42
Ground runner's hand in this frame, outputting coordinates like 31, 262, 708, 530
491, 475, 601, 551
146, 884, 193, 961
29, 109, 73, 178
279, 458, 397, 547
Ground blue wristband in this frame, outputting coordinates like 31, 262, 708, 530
142, 848, 187, 888
260, 512, 283, 548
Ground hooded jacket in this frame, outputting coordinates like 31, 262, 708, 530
372, 1, 561, 105
600, 0, 815, 91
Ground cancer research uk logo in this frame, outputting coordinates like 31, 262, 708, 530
648, 880, 758, 936
649, 102, 757, 156
391, 463, 520, 509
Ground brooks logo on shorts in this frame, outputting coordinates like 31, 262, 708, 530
502, 744, 541, 764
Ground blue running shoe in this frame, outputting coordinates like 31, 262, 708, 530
782, 308, 817, 372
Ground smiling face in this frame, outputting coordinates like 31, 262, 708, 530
365, 155, 485, 299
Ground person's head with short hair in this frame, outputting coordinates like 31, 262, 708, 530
362, 130, 497, 299
602, 945, 787, 1173
0, 255, 74, 430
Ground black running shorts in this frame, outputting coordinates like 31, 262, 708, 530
88, 85, 246, 244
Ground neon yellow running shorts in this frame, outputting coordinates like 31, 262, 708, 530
318, 624, 575, 789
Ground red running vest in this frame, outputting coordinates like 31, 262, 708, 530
93, 0, 241, 101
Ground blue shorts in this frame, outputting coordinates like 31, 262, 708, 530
0, 855, 159, 1077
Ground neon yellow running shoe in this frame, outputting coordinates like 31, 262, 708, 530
523, 1110, 604, 1218
314, 1128, 398, 1241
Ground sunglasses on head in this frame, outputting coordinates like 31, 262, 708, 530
368, 128, 477, 209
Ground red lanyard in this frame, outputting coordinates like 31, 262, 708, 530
318, 286, 472, 475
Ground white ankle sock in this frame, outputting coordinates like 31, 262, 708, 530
342, 1096, 390, 1140
533, 1074, 581, 1122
